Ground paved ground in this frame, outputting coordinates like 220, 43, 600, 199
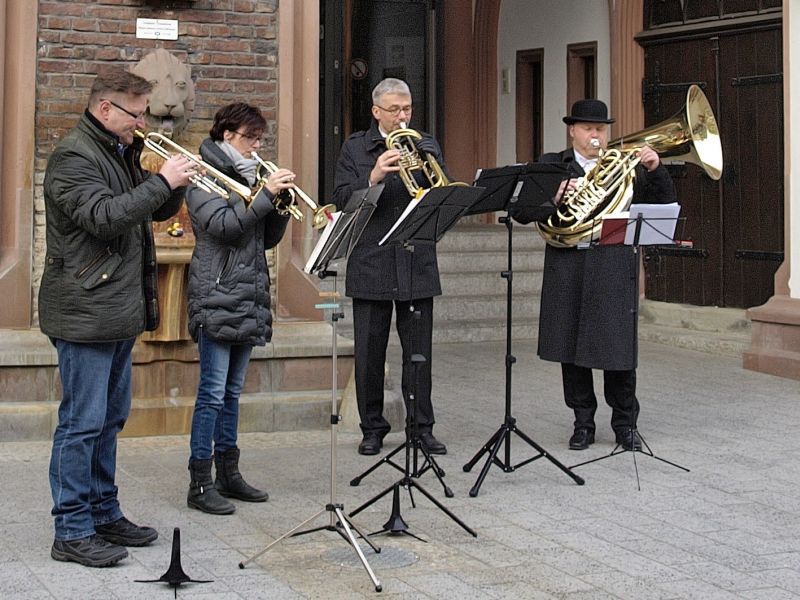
1, 338, 799, 599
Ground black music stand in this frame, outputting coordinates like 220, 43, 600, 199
349, 185, 484, 540
462, 164, 585, 496
569, 207, 690, 490
239, 185, 383, 592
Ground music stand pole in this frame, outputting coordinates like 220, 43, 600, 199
463, 214, 585, 496
239, 189, 383, 592
462, 165, 585, 496
570, 213, 690, 489
349, 185, 484, 539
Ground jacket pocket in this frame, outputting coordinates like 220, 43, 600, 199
77, 250, 123, 290
215, 248, 236, 289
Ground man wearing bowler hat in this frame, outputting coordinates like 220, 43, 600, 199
517, 98, 676, 451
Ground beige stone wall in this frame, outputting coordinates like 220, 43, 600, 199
33, 0, 281, 322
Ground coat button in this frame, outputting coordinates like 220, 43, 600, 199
101, 273, 109, 280
48, 257, 54, 264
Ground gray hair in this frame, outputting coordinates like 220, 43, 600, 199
372, 78, 411, 104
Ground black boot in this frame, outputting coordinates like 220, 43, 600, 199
214, 447, 269, 502
187, 459, 235, 515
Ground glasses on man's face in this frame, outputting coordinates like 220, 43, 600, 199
102, 99, 146, 121
376, 105, 413, 117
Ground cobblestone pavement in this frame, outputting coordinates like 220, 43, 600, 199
1, 339, 799, 599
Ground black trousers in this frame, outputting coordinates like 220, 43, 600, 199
352, 297, 435, 437
561, 363, 639, 433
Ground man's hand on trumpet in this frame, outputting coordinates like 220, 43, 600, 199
264, 167, 297, 196
159, 154, 199, 190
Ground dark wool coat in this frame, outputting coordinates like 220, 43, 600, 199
536, 148, 677, 371
331, 121, 445, 301
185, 139, 289, 345
38, 112, 184, 342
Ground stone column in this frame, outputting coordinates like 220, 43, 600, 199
743, 3, 800, 380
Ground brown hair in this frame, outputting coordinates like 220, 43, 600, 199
87, 68, 153, 108
209, 102, 266, 142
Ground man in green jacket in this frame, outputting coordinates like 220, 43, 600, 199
38, 68, 194, 567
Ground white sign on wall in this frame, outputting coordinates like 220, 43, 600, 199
136, 18, 179, 41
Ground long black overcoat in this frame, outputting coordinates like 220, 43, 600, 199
536, 148, 677, 371
331, 121, 445, 301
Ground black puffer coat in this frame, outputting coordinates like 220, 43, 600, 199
331, 120, 445, 301
186, 139, 289, 345
38, 112, 183, 342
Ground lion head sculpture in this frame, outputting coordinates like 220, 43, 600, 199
131, 49, 195, 138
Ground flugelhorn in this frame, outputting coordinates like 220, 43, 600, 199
134, 130, 253, 203
250, 153, 336, 229
385, 123, 461, 198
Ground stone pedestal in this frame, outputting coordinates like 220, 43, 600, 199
743, 295, 800, 381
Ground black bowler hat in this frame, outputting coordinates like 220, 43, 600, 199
562, 99, 615, 125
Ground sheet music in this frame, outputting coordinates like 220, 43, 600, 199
378, 189, 429, 246
624, 203, 680, 245
303, 211, 342, 274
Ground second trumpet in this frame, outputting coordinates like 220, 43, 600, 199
251, 153, 335, 229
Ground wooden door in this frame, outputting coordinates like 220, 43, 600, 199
641, 24, 782, 308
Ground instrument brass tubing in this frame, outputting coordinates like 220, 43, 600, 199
134, 130, 253, 203
251, 153, 335, 229
385, 123, 456, 198
537, 84, 723, 248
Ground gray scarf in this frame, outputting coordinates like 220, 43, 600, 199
215, 141, 259, 186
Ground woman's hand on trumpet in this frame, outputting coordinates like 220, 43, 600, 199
264, 167, 297, 196
159, 154, 199, 190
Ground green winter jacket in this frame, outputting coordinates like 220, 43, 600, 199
38, 111, 184, 342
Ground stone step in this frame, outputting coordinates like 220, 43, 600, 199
639, 299, 751, 334
437, 249, 543, 273
437, 224, 545, 253
432, 318, 538, 343
440, 270, 543, 296
639, 323, 750, 358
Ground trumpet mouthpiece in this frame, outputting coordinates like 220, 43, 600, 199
590, 139, 600, 148
399, 122, 407, 129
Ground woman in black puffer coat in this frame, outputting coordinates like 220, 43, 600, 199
185, 103, 292, 515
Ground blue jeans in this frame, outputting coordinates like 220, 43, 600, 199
189, 329, 252, 461
49, 337, 135, 541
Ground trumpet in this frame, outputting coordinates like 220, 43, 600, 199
134, 130, 254, 204
250, 153, 336, 229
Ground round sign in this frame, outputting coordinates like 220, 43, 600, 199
350, 59, 368, 80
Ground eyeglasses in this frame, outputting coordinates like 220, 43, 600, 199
102, 98, 146, 121
375, 104, 413, 117
234, 130, 262, 142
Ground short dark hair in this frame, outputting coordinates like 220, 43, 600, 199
88, 68, 152, 108
209, 102, 267, 142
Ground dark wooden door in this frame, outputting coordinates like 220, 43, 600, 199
642, 24, 782, 308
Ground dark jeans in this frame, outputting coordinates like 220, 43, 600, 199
352, 297, 435, 437
561, 363, 639, 433
49, 337, 135, 541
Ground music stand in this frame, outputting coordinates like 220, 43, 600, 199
239, 185, 383, 592
349, 185, 484, 540
461, 164, 585, 496
569, 206, 690, 490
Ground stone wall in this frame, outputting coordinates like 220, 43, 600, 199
33, 0, 280, 320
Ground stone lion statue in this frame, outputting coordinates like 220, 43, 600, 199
131, 48, 195, 138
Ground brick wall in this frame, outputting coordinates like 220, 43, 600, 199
33, 0, 281, 320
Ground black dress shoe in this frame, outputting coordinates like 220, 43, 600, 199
95, 517, 158, 547
358, 432, 382, 455
568, 428, 595, 450
51, 535, 128, 567
419, 432, 447, 455
615, 429, 642, 451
